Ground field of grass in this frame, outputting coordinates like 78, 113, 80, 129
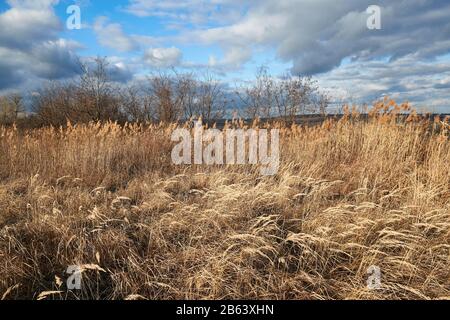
0, 102, 449, 300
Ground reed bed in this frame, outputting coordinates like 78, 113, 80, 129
0, 101, 449, 300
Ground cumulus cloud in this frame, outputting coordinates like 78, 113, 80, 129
124, 0, 450, 109
154, 0, 450, 76
0, 59, 25, 90
108, 63, 134, 83
317, 55, 450, 112
29, 39, 82, 79
2, 0, 450, 111
0, 1, 61, 50
0, 0, 82, 91
92, 16, 158, 53
143, 47, 183, 67
6, 0, 60, 9
93, 17, 140, 52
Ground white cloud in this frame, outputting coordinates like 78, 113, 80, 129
143, 47, 183, 67
0, 2, 61, 49
1, 0, 450, 111
317, 55, 450, 112
6, 0, 60, 9
93, 17, 140, 52
93, 16, 158, 52
163, 0, 450, 76
0, 0, 81, 90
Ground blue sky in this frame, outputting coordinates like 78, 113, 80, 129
1, 0, 450, 112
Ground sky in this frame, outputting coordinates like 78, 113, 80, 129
1, 0, 450, 112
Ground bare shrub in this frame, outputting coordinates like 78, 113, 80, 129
32, 57, 126, 126
238, 67, 329, 121
0, 93, 24, 125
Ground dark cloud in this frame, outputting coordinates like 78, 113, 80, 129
177, 0, 450, 76
0, 61, 25, 89
30, 40, 82, 79
106, 63, 134, 83
0, 0, 82, 91
433, 82, 450, 90
0, 6, 60, 50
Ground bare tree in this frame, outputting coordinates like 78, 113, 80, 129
32, 82, 78, 126
274, 75, 328, 121
236, 66, 329, 121
147, 72, 179, 122
195, 72, 227, 122
146, 70, 195, 122
237, 66, 275, 119
33, 57, 126, 126
28, 59, 329, 127
0, 93, 24, 124
77, 56, 123, 122
120, 85, 155, 122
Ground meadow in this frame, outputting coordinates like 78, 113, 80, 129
0, 101, 449, 300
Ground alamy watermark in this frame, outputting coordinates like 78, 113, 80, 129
367, 265, 382, 290
66, 265, 82, 290
66, 5, 81, 30
367, 5, 381, 30
171, 121, 280, 176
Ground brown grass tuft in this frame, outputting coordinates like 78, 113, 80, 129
0, 105, 449, 300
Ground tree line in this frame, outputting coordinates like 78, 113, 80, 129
0, 57, 329, 128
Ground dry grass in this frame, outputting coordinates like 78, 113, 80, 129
0, 101, 449, 300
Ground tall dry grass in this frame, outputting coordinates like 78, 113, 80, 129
0, 101, 449, 300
